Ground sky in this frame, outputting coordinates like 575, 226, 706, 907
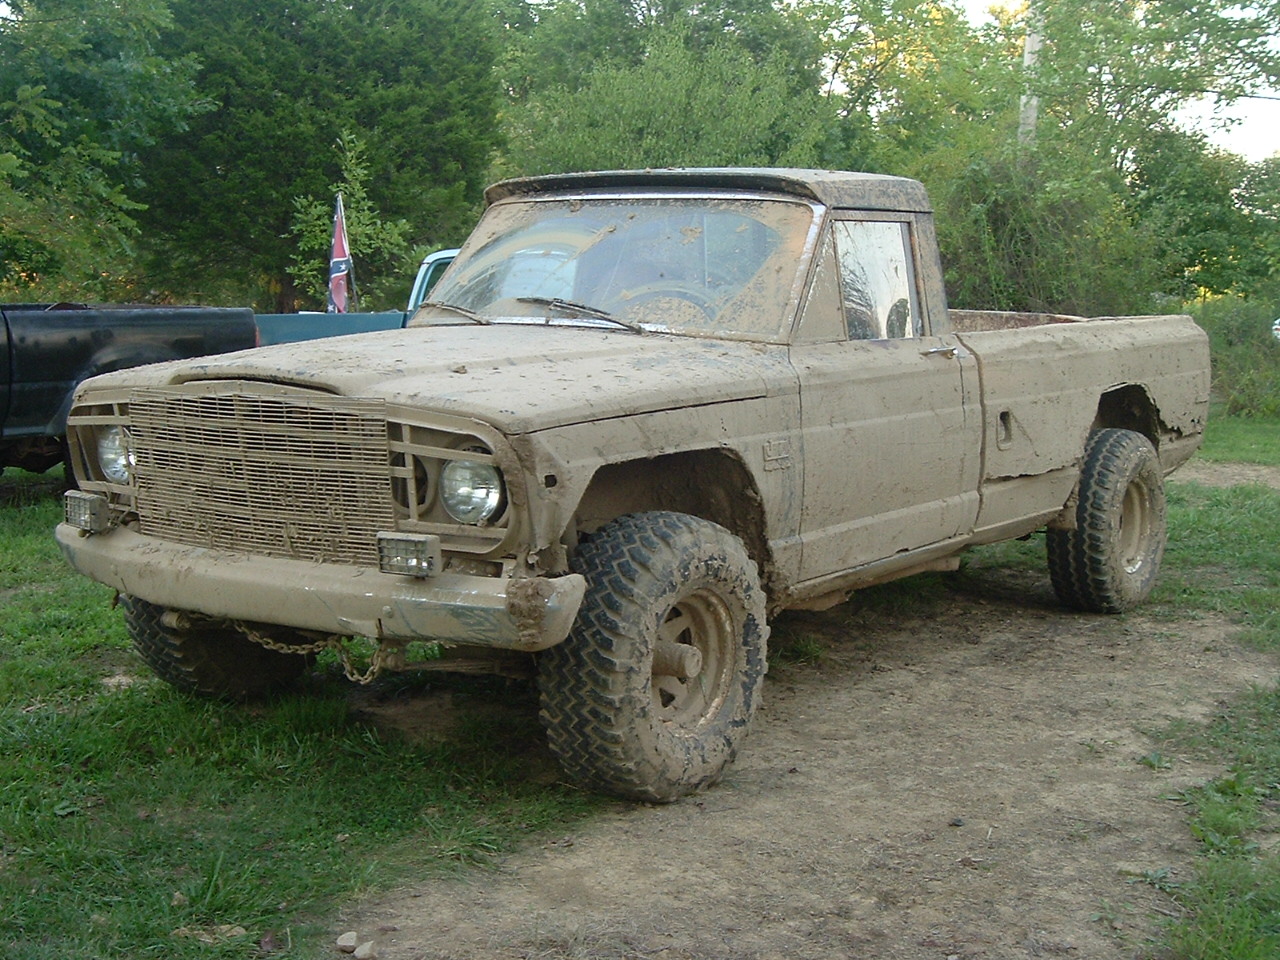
960, 1, 1278, 162
1178, 94, 1279, 163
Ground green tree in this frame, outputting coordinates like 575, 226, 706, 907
288, 133, 411, 310
0, 0, 201, 298
502, 0, 822, 102
502, 25, 832, 175
1129, 130, 1268, 298
933, 145, 1164, 314
794, 0, 1280, 309
1242, 156, 1280, 297
1021, 0, 1280, 169
133, 0, 501, 311
784, 1, 1019, 172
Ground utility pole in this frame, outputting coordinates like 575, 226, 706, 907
1018, 3, 1043, 146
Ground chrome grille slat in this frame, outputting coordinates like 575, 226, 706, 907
130, 389, 394, 565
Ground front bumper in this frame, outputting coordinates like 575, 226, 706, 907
55, 524, 585, 652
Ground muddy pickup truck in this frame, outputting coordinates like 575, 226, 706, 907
55, 168, 1209, 801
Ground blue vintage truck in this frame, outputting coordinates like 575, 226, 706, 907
254, 248, 458, 345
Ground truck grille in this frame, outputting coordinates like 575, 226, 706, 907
129, 388, 395, 565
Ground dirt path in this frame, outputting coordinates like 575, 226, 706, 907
338, 469, 1279, 960
1173, 459, 1280, 491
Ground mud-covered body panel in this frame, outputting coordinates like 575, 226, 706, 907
77, 326, 782, 434
954, 314, 1209, 541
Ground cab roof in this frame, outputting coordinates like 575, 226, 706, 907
484, 168, 932, 213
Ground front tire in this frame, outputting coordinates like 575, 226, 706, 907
1047, 428, 1167, 613
537, 512, 768, 802
122, 596, 309, 699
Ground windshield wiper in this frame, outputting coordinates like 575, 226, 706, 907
422, 300, 491, 325
514, 296, 642, 333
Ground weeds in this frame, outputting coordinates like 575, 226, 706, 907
1125, 867, 1181, 893
1145, 416, 1280, 958
770, 629, 825, 665
1189, 296, 1280, 418
1138, 750, 1173, 770
1089, 898, 1131, 936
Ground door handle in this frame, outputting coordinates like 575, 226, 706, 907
922, 344, 959, 359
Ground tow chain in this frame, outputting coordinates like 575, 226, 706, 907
235, 624, 394, 685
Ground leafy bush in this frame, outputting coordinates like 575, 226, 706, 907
931, 148, 1167, 316
1189, 294, 1280, 418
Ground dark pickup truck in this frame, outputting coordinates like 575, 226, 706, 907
1, 303, 256, 474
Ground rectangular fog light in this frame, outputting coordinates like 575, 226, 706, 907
377, 532, 442, 578
64, 491, 111, 533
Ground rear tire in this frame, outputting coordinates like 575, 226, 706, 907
537, 512, 768, 802
122, 596, 309, 699
1047, 428, 1167, 613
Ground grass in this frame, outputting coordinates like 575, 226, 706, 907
1152, 692, 1280, 958
1148, 412, 1280, 958
1197, 413, 1280, 465
0, 470, 599, 960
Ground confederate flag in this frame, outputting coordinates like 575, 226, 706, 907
327, 193, 355, 313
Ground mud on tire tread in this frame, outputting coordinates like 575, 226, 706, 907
537, 512, 768, 802
122, 596, 309, 699
1047, 428, 1167, 614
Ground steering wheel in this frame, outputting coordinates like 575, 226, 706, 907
620, 282, 717, 319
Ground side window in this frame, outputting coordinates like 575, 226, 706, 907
833, 220, 921, 340
420, 258, 452, 298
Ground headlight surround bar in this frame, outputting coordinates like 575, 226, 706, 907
387, 419, 516, 555
66, 398, 136, 500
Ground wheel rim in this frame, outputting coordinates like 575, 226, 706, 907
651, 587, 736, 728
1119, 477, 1154, 574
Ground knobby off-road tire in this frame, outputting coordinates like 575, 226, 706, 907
537, 512, 769, 802
1047, 428, 1167, 614
122, 596, 309, 700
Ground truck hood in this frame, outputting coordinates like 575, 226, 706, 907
85, 325, 792, 434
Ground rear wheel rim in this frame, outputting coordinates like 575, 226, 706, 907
1119, 477, 1153, 574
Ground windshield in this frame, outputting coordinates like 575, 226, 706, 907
413, 194, 818, 341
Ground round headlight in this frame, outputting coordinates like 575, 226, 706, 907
440, 458, 504, 524
97, 425, 134, 484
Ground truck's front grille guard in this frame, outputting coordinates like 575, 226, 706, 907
71, 391, 515, 565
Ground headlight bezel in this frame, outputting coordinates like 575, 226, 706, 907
386, 418, 520, 556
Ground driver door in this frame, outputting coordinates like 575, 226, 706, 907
791, 217, 983, 582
